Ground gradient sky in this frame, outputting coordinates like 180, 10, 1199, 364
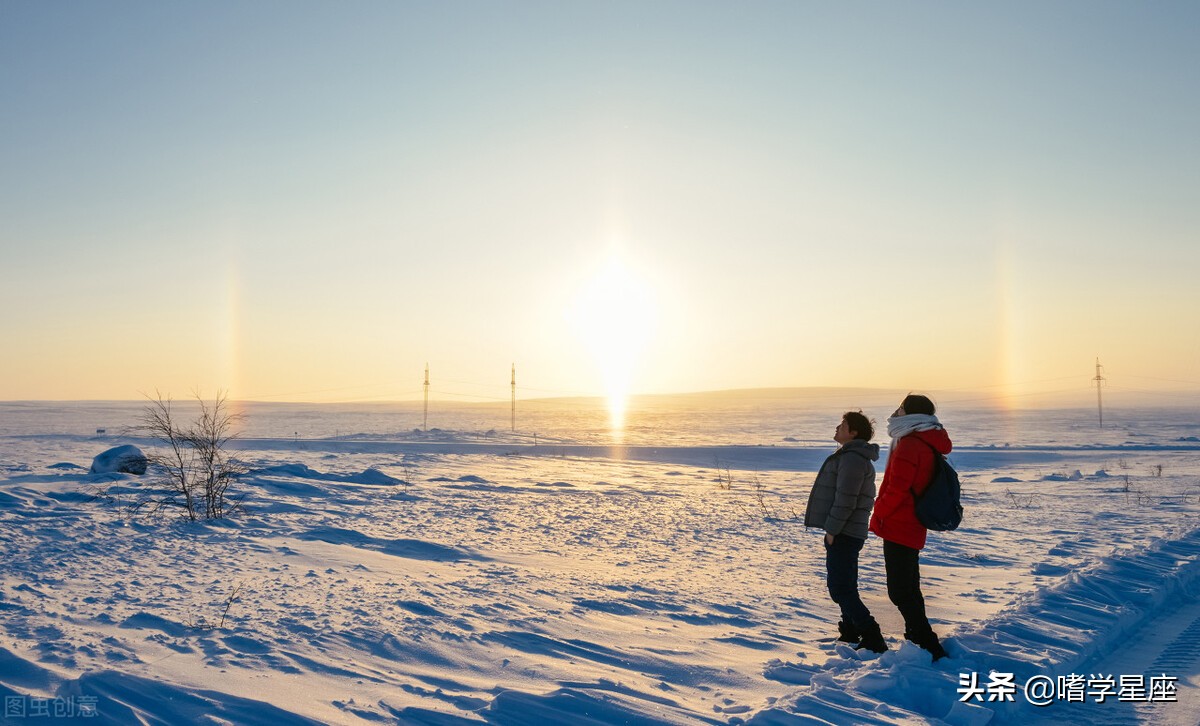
2, 1, 1198, 405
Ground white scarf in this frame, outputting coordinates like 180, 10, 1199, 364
887, 413, 942, 447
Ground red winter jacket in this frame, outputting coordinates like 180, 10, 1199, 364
868, 427, 953, 550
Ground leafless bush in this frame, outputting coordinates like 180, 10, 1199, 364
138, 391, 244, 521
185, 580, 246, 630
713, 458, 733, 490
400, 460, 416, 495
1120, 476, 1154, 506
714, 462, 800, 522
1004, 488, 1038, 509
751, 474, 801, 521
752, 475, 775, 517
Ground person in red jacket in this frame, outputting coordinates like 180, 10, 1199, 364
868, 393, 951, 661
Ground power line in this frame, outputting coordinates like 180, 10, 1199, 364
929, 374, 1092, 393
1120, 373, 1200, 387
240, 381, 401, 401
935, 386, 1093, 406
1104, 384, 1200, 399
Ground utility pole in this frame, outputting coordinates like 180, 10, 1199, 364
511, 363, 516, 433
423, 363, 430, 432
1093, 357, 1105, 428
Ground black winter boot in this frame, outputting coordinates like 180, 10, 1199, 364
925, 634, 949, 662
905, 629, 948, 661
836, 620, 861, 644
854, 619, 888, 654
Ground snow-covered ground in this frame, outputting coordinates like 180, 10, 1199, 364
2, 400, 1199, 724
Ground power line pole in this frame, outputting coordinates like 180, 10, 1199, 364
423, 363, 430, 432
1093, 357, 1105, 428
511, 363, 516, 433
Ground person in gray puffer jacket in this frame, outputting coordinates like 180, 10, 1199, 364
804, 411, 886, 652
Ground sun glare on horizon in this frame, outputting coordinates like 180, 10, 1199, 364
569, 255, 658, 433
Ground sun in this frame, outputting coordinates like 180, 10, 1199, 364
569, 256, 658, 432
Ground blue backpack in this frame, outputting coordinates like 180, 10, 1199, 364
912, 437, 963, 531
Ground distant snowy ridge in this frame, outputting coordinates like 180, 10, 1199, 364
11, 429, 1200, 474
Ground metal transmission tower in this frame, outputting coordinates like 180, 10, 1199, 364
423, 364, 430, 432
511, 363, 516, 433
1093, 358, 1106, 428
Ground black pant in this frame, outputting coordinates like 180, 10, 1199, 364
825, 534, 872, 626
883, 539, 934, 638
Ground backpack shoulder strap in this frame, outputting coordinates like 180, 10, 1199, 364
904, 435, 944, 495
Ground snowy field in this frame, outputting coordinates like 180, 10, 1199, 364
2, 398, 1200, 725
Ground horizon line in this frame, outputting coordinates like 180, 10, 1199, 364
3, 384, 1198, 407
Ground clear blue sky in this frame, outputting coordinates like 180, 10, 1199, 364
2, 1, 1198, 405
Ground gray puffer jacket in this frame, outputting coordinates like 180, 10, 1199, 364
803, 438, 880, 539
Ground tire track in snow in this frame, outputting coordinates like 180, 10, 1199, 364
1056, 596, 1200, 726
1003, 526, 1200, 725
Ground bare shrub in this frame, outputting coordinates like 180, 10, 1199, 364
138, 391, 244, 521
751, 474, 801, 521
752, 475, 775, 518
1120, 475, 1154, 507
713, 461, 800, 522
713, 458, 733, 490
185, 580, 247, 630
400, 460, 417, 495
1005, 488, 1038, 509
